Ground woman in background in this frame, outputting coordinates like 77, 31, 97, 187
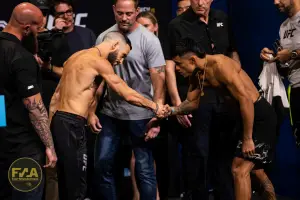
137, 11, 158, 36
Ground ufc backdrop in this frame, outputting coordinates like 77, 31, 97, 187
0, 0, 172, 37
1, 0, 299, 198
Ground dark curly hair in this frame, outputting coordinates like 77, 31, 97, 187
174, 37, 206, 58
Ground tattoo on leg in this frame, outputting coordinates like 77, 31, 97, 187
261, 178, 276, 200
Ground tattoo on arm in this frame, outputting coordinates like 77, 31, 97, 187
24, 97, 55, 149
261, 177, 276, 200
172, 99, 196, 115
155, 66, 165, 74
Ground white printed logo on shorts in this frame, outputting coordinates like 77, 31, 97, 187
82, 154, 87, 172
27, 85, 34, 90
217, 22, 223, 27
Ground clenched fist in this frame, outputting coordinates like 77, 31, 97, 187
242, 138, 255, 158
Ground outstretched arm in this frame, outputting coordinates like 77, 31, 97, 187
104, 73, 157, 111
168, 79, 201, 116
96, 59, 165, 117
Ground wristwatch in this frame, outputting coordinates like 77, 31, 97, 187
291, 50, 298, 59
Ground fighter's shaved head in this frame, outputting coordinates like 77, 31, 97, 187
103, 31, 132, 50
9, 3, 43, 28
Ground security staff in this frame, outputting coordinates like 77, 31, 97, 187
0, 3, 57, 200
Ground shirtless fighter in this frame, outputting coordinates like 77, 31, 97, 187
49, 31, 167, 200
167, 38, 277, 200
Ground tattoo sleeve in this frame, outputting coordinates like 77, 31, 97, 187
171, 99, 197, 115
23, 95, 55, 149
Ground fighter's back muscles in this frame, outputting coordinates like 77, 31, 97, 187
93, 58, 157, 112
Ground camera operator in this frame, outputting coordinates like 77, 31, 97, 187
39, 0, 96, 111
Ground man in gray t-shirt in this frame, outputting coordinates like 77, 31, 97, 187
89, 0, 165, 199
96, 23, 165, 120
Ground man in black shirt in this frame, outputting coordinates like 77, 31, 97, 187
166, 0, 240, 199
0, 3, 57, 200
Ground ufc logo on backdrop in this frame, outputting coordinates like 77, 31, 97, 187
46, 13, 88, 30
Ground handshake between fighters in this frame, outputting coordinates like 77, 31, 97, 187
153, 104, 175, 119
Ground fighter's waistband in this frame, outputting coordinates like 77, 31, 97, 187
254, 95, 263, 104
54, 111, 87, 125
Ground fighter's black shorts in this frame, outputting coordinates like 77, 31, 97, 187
51, 111, 88, 200
235, 96, 277, 169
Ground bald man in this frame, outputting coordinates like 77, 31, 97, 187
49, 31, 168, 200
0, 3, 57, 200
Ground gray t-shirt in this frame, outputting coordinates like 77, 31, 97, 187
279, 11, 300, 88
96, 24, 166, 120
